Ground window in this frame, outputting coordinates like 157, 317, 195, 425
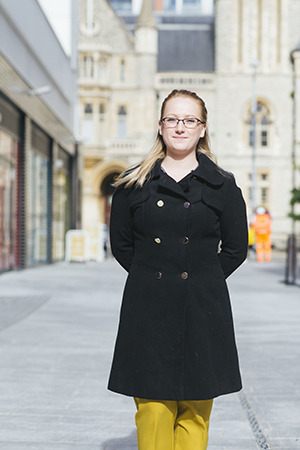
53, 149, 70, 261
161, 0, 203, 13
99, 104, 105, 115
82, 103, 94, 142
27, 151, 49, 265
83, 56, 94, 78
247, 171, 270, 208
99, 104, 106, 141
261, 187, 268, 204
249, 128, 254, 147
260, 115, 269, 146
110, 0, 132, 12
182, 0, 201, 13
163, 0, 176, 11
0, 130, 19, 271
247, 101, 271, 149
120, 59, 126, 83
248, 186, 252, 203
85, 104, 93, 114
117, 106, 127, 138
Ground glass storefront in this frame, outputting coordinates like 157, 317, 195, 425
0, 95, 77, 271
26, 124, 50, 266
52, 148, 71, 261
0, 116, 20, 272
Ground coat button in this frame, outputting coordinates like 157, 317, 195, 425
181, 272, 188, 280
154, 237, 161, 244
155, 272, 162, 279
157, 200, 164, 207
183, 202, 190, 208
181, 237, 189, 244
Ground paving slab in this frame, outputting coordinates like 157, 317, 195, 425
0, 254, 299, 449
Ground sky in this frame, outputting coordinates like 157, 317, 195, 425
37, 0, 72, 56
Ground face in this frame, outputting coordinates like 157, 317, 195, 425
158, 96, 206, 158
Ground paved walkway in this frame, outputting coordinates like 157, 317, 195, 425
0, 253, 299, 450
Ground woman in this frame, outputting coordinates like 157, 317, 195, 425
108, 89, 248, 450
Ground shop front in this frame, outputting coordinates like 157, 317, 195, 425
0, 0, 80, 272
0, 96, 21, 272
26, 123, 51, 266
53, 147, 71, 261
0, 94, 79, 272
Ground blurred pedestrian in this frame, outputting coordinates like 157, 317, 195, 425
108, 89, 248, 450
252, 206, 272, 262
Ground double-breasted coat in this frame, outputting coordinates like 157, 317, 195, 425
108, 153, 248, 401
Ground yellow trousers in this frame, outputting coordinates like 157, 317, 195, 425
134, 397, 213, 450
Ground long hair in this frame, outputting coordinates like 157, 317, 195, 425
113, 89, 216, 188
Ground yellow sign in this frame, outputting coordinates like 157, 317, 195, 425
65, 230, 89, 262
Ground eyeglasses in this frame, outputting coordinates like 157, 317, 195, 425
162, 117, 205, 129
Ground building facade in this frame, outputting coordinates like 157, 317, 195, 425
0, 0, 81, 272
79, 0, 300, 247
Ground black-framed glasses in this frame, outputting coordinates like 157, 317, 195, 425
162, 117, 205, 129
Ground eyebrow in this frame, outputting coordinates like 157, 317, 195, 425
163, 114, 198, 118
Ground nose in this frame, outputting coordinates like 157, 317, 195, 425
175, 120, 185, 132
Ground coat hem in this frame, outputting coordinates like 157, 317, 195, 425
107, 384, 243, 402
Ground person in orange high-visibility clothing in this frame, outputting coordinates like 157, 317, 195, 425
252, 206, 272, 262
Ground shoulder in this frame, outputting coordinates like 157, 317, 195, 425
216, 166, 235, 181
113, 179, 149, 207
199, 155, 244, 211
196, 153, 236, 188
217, 168, 239, 194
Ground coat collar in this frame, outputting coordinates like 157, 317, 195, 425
151, 153, 224, 187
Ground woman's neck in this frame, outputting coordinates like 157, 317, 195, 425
161, 153, 198, 182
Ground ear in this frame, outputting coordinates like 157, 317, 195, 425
158, 120, 163, 136
200, 124, 206, 138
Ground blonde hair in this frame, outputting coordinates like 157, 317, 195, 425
114, 89, 216, 188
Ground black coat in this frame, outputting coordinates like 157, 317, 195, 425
108, 153, 248, 401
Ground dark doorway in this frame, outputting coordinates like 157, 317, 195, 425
101, 172, 119, 227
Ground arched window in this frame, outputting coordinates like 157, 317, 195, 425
117, 106, 127, 138
246, 101, 272, 149
260, 114, 269, 147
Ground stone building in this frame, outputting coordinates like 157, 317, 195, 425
78, 0, 300, 247
78, 0, 158, 228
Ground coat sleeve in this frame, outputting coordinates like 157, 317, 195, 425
109, 184, 134, 272
218, 176, 248, 278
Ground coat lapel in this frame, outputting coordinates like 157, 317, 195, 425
149, 153, 225, 205
151, 160, 190, 200
193, 153, 225, 187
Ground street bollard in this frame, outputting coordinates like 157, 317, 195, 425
284, 234, 298, 285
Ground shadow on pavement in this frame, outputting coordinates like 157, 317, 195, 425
101, 429, 137, 450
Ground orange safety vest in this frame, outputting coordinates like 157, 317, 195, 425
252, 213, 271, 235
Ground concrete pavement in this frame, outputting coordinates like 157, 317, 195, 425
0, 254, 299, 449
